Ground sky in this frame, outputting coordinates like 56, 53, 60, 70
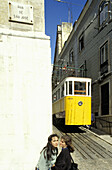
45, 0, 87, 64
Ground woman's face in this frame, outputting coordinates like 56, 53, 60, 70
51, 136, 59, 147
60, 138, 67, 148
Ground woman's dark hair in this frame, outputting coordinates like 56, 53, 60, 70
41, 134, 59, 161
61, 135, 74, 153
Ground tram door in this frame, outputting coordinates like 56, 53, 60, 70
101, 83, 109, 115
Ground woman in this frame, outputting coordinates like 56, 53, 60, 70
51, 135, 74, 170
35, 134, 59, 170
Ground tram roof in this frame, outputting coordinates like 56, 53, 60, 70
53, 77, 91, 92
64, 77, 91, 82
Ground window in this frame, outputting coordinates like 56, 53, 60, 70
69, 81, 72, 95
79, 33, 84, 52
100, 41, 108, 64
101, 83, 109, 115
57, 89, 60, 100
66, 81, 72, 95
69, 49, 74, 64
61, 84, 64, 97
100, 41, 108, 75
66, 82, 68, 95
74, 82, 86, 95
88, 82, 90, 96
99, 1, 109, 26
80, 64, 85, 77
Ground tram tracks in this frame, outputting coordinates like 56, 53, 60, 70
77, 133, 112, 158
70, 132, 112, 160
53, 125, 112, 160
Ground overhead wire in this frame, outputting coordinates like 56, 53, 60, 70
54, 0, 84, 7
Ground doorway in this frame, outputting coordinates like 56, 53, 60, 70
101, 82, 109, 115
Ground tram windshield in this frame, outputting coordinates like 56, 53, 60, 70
74, 82, 86, 95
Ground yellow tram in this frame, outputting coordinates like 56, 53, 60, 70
52, 77, 91, 125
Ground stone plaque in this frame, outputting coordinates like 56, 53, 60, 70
8, 1, 33, 24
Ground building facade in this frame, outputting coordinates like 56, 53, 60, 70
52, 22, 73, 88
53, 0, 112, 134
0, 0, 52, 170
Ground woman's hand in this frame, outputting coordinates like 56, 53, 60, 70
52, 164, 55, 167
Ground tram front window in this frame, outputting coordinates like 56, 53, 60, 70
88, 82, 90, 96
74, 82, 86, 95
69, 81, 72, 95
66, 82, 68, 95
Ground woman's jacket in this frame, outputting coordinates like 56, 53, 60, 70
51, 147, 71, 170
36, 149, 57, 170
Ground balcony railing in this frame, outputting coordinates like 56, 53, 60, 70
100, 60, 108, 75
95, 116, 112, 135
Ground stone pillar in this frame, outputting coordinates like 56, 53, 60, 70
0, 1, 52, 170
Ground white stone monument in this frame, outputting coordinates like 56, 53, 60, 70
0, 0, 52, 169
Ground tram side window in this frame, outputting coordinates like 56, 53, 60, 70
61, 84, 64, 97
57, 89, 60, 100
69, 81, 72, 95
88, 82, 90, 96
74, 82, 86, 95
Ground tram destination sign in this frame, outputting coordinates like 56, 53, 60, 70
8, 1, 33, 24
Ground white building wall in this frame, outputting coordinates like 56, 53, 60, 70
0, 28, 52, 170
61, 22, 73, 48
